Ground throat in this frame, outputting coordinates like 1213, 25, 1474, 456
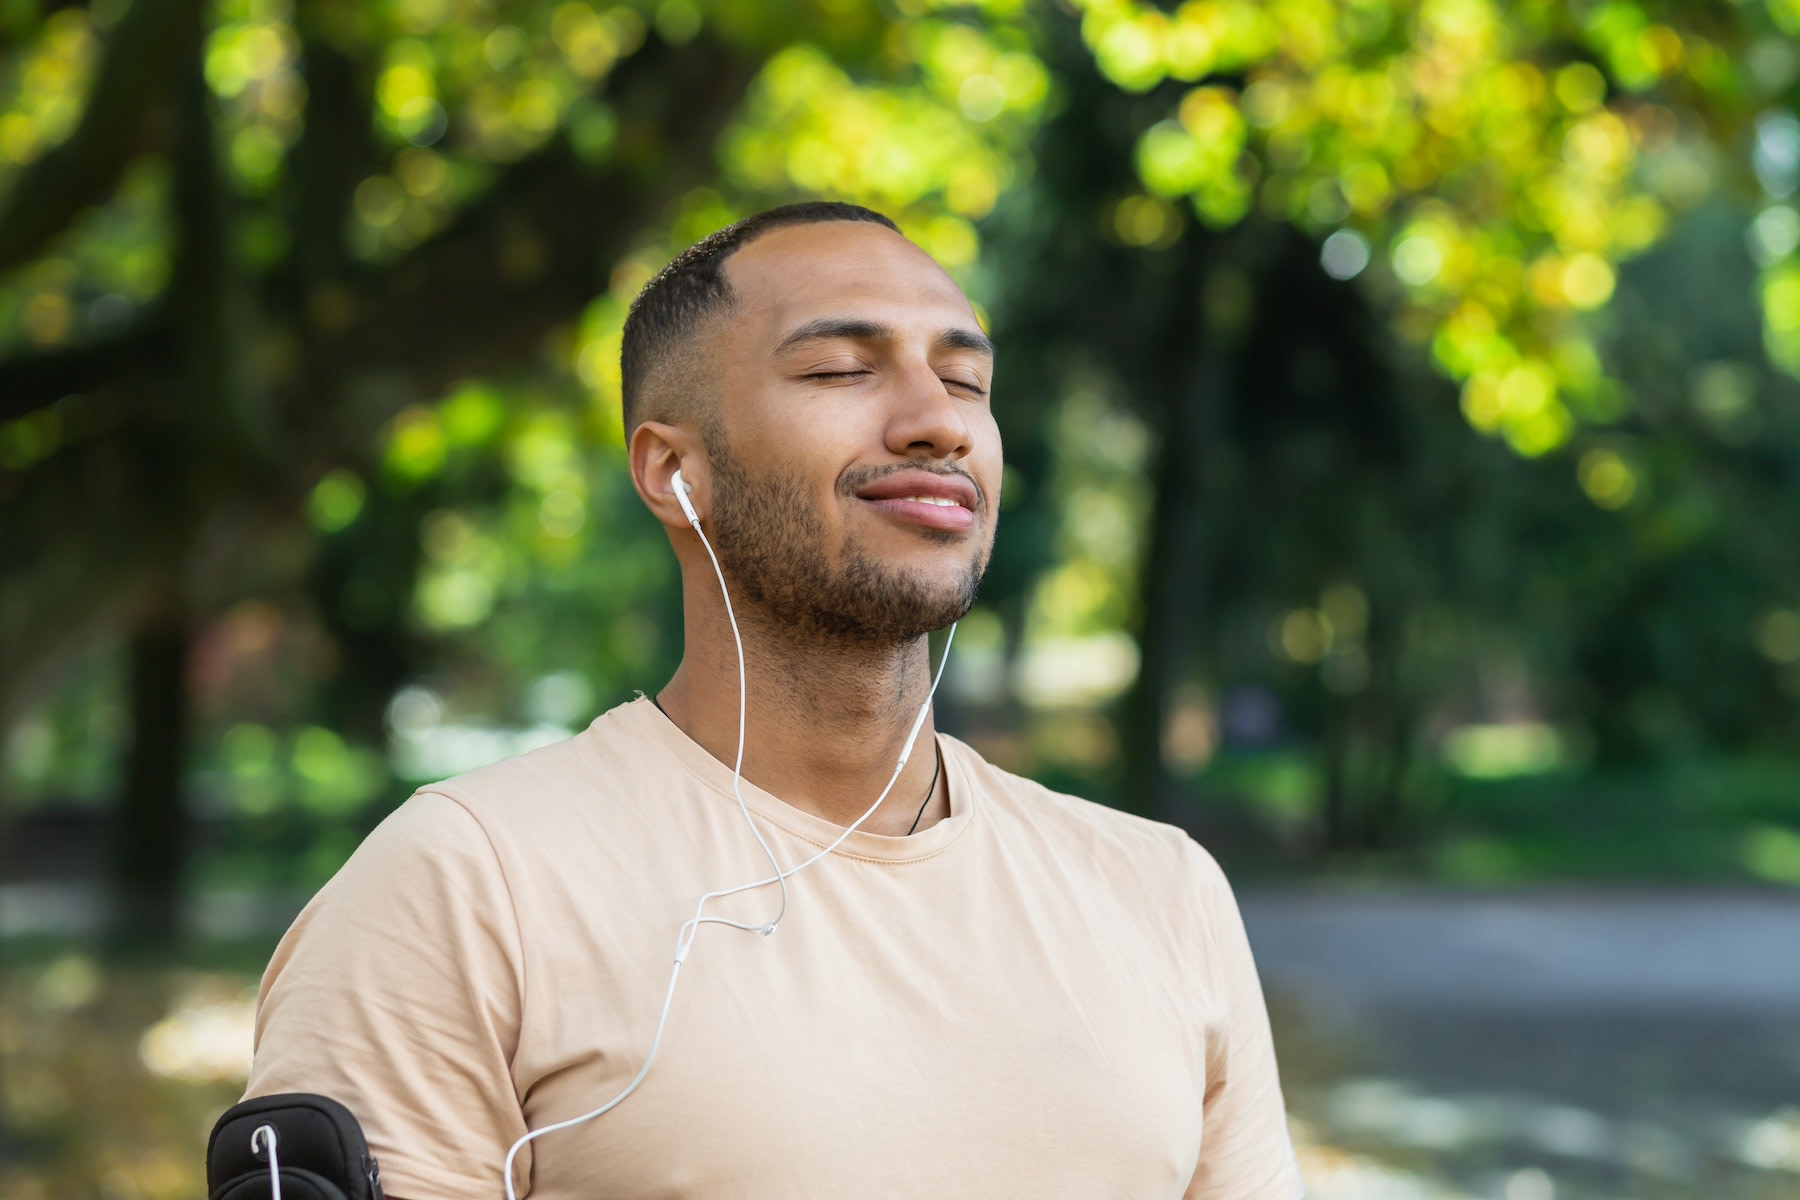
656, 628, 948, 831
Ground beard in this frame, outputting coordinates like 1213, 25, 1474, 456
705, 440, 989, 646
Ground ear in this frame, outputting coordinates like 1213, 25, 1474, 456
630, 421, 708, 531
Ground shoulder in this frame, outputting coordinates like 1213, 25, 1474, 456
333, 789, 497, 890
948, 735, 1228, 898
287, 790, 518, 947
415, 698, 656, 829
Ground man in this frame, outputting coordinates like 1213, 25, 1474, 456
245, 202, 1304, 1199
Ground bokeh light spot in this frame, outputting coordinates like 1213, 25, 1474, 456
1578, 447, 1637, 509
957, 74, 1005, 122
1554, 62, 1607, 113
354, 176, 405, 227
1391, 236, 1443, 285
1754, 609, 1800, 663
1321, 229, 1370, 279
1563, 254, 1616, 309
1749, 206, 1800, 266
308, 470, 367, 533
1112, 194, 1181, 249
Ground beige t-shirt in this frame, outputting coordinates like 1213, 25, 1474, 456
246, 698, 1302, 1200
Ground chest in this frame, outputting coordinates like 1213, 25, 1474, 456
514, 847, 1212, 1198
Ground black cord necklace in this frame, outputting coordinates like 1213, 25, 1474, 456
905, 745, 943, 836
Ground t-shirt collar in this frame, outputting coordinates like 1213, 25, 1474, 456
611, 696, 977, 864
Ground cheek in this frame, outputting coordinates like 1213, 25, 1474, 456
971, 421, 1005, 502
769, 443, 862, 519
730, 396, 857, 487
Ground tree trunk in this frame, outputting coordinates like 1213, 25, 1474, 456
1121, 234, 1228, 823
110, 608, 191, 949
1320, 710, 1351, 853
1362, 690, 1414, 850
108, 8, 216, 951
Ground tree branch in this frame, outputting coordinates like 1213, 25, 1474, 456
0, 319, 172, 421
272, 29, 377, 316
291, 33, 762, 414
0, 0, 202, 274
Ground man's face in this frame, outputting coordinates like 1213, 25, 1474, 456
701, 221, 1002, 645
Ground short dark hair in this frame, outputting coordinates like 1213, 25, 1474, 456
619, 201, 901, 437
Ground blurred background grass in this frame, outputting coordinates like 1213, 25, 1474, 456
4, 0, 1800, 1196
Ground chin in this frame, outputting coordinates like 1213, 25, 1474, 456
800, 551, 985, 646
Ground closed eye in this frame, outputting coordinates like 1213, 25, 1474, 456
942, 376, 988, 398
804, 370, 870, 381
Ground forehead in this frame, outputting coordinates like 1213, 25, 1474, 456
721, 221, 978, 347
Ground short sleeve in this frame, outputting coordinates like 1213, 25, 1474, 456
1182, 841, 1306, 1200
244, 791, 529, 1200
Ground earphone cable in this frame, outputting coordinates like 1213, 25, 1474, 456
502, 491, 958, 1200
251, 1124, 282, 1200
691, 503, 790, 936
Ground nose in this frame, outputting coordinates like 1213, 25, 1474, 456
883, 359, 974, 461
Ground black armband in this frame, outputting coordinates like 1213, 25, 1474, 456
207, 1093, 384, 1200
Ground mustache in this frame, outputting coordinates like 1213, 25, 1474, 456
836, 461, 987, 512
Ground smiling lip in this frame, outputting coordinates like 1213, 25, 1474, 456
854, 470, 979, 533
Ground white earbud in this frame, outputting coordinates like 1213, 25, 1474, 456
670, 468, 701, 527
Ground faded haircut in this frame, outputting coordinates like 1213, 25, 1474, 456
618, 201, 901, 439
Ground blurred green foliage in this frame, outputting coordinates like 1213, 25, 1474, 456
1078, 0, 1793, 454
0, 0, 1797, 944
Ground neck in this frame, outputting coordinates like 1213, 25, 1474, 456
656, 590, 949, 834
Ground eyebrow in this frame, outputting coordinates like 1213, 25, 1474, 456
772, 316, 995, 359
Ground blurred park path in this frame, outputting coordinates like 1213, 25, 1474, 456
1244, 888, 1800, 1199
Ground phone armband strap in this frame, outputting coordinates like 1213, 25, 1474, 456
207, 1092, 384, 1200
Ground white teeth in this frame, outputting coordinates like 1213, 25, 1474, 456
899, 496, 958, 506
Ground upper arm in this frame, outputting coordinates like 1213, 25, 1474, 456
245, 791, 531, 1200
1181, 841, 1306, 1200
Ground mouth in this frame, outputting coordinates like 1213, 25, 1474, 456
853, 469, 980, 533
